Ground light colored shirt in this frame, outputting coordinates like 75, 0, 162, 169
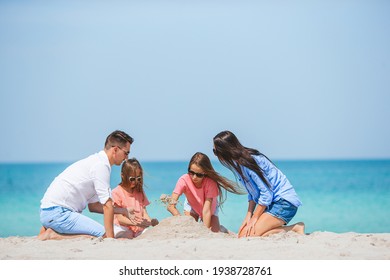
173, 174, 219, 217
40, 150, 112, 212
237, 154, 302, 207
112, 185, 150, 234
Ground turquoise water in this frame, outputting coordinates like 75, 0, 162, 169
1, 160, 389, 237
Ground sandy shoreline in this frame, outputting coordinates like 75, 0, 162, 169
1, 216, 389, 260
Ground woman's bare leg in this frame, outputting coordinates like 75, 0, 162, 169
245, 213, 285, 237
261, 222, 305, 236
249, 212, 305, 237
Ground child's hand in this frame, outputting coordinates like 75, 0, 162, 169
128, 215, 143, 226
125, 208, 139, 219
138, 219, 152, 227
151, 218, 159, 226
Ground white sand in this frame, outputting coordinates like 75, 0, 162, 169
1, 216, 389, 260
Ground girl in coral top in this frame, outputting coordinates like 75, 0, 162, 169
112, 158, 158, 238
167, 152, 243, 232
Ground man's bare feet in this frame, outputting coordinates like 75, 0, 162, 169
37, 228, 60, 240
38, 226, 46, 235
38, 228, 95, 241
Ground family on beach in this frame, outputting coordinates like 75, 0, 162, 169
38, 130, 305, 241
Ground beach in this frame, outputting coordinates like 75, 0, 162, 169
1, 216, 389, 260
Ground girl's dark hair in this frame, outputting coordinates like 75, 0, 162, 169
213, 131, 273, 189
120, 158, 145, 198
188, 152, 244, 206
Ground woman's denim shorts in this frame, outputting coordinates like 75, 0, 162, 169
265, 198, 297, 224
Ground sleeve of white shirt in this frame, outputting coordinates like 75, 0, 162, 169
90, 162, 112, 205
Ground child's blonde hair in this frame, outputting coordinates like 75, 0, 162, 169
120, 158, 144, 194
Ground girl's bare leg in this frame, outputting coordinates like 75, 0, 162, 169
115, 230, 135, 239
184, 210, 199, 222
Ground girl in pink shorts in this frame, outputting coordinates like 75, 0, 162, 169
167, 152, 243, 232
112, 158, 158, 238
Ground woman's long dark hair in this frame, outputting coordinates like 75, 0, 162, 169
213, 131, 273, 189
188, 152, 244, 207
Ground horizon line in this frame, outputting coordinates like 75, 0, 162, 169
1, 157, 390, 165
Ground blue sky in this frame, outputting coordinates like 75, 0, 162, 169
1, 0, 389, 162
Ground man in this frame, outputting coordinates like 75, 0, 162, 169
38, 130, 135, 240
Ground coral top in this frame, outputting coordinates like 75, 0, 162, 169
112, 185, 150, 234
173, 174, 219, 217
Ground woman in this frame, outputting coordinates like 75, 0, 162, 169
213, 130, 305, 237
112, 158, 158, 239
167, 152, 243, 232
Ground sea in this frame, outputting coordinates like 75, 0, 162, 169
1, 159, 389, 237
